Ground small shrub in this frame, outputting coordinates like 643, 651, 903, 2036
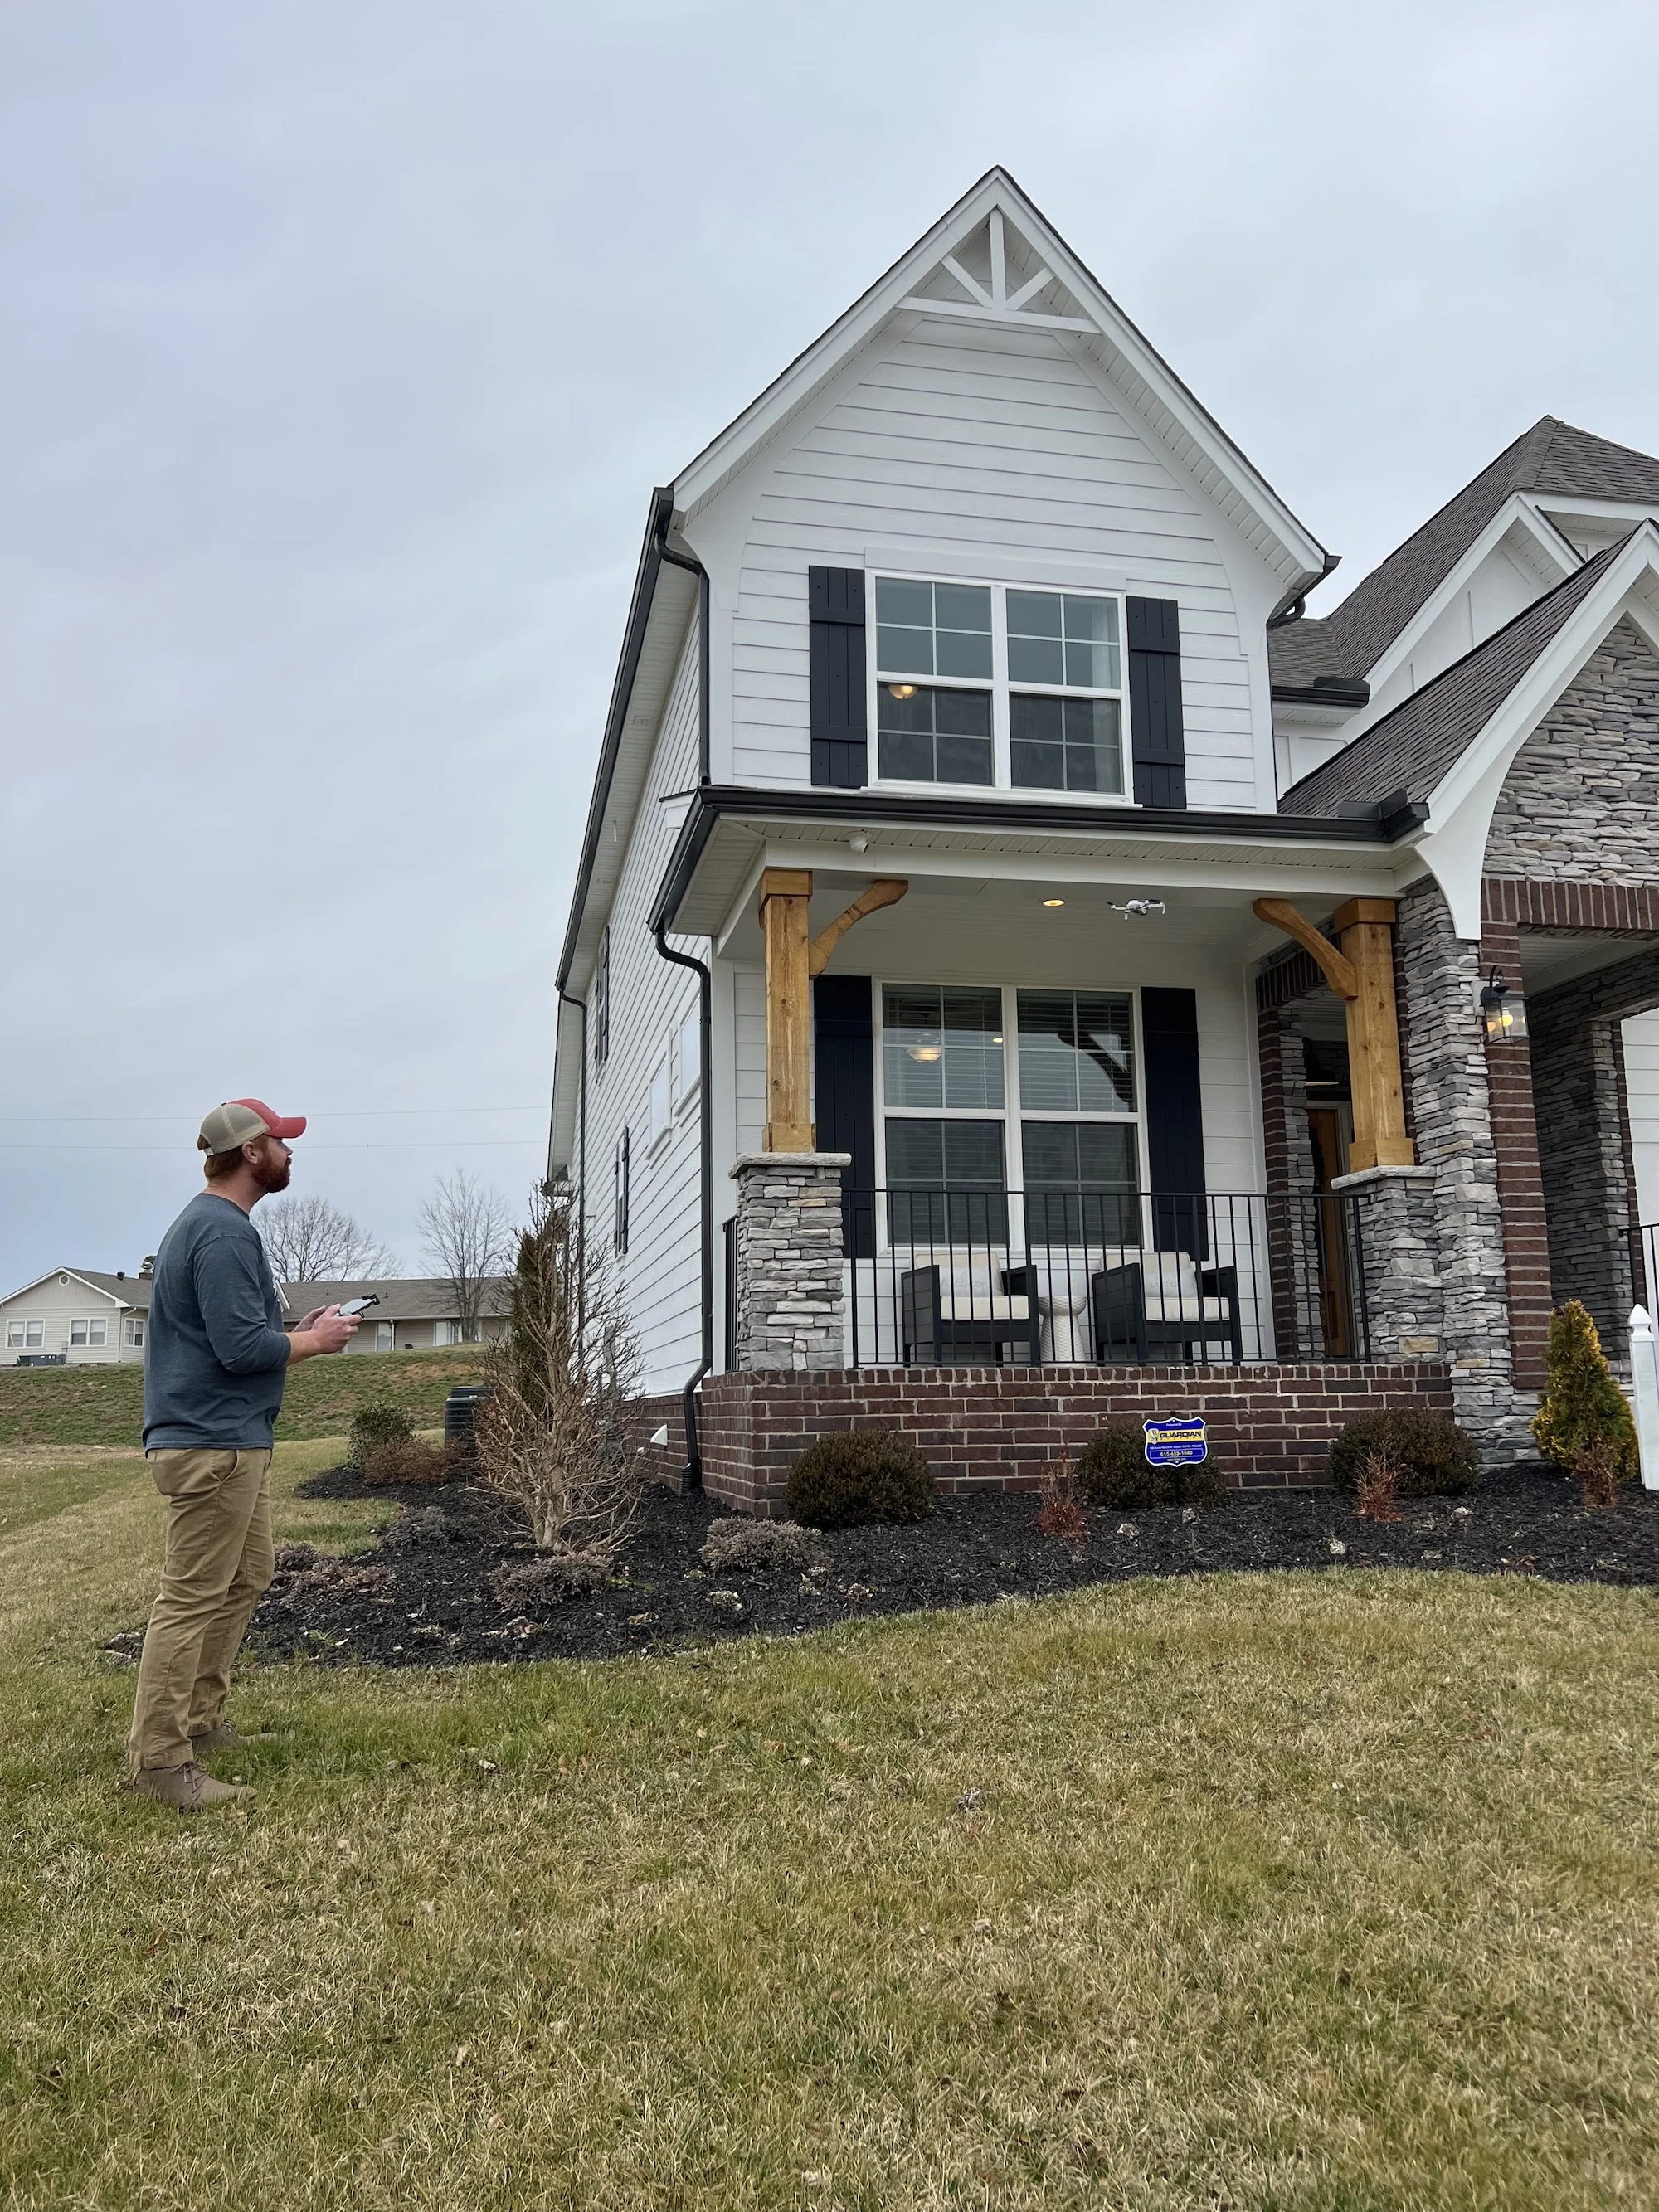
347, 1403, 414, 1470
1355, 1450, 1404, 1523
494, 1552, 611, 1610
1073, 1421, 1223, 1511
698, 1517, 822, 1574
379, 1505, 468, 1553
783, 1427, 934, 1530
1533, 1301, 1638, 1482
1036, 1456, 1087, 1542
1577, 1437, 1621, 1512
1329, 1407, 1479, 1497
360, 1437, 462, 1487
273, 1541, 320, 1572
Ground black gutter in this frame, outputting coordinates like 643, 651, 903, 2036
556, 486, 677, 994
1272, 679, 1370, 709
649, 782, 1418, 935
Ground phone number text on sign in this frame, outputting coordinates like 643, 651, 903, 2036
1143, 1416, 1207, 1466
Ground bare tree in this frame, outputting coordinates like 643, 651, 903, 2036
477, 1187, 642, 1554
419, 1169, 515, 1339
259, 1195, 397, 1287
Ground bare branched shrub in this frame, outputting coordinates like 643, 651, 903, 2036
494, 1553, 611, 1609
361, 1438, 462, 1487
1577, 1437, 1620, 1512
475, 1186, 644, 1557
1356, 1450, 1404, 1522
1037, 1455, 1087, 1543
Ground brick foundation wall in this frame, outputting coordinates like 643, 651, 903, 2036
688, 1361, 1455, 1516
627, 1391, 690, 1492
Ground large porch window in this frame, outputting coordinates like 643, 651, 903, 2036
878, 981, 1142, 1242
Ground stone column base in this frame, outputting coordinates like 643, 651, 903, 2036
729, 1152, 851, 1372
1330, 1165, 1443, 1361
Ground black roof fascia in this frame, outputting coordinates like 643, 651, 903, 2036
1272, 679, 1370, 709
649, 784, 1406, 934
556, 486, 677, 993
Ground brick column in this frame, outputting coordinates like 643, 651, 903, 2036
1395, 878, 1530, 1457
1478, 908, 1553, 1388
729, 1152, 850, 1371
1528, 993, 1636, 1352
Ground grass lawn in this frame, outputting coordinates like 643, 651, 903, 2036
1, 1446, 1655, 2210
0, 1346, 489, 1449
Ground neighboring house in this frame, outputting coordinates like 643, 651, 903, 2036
548, 166, 1659, 1508
280, 1280, 510, 1354
0, 1268, 152, 1365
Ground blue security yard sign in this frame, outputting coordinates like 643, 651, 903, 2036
1143, 1415, 1208, 1467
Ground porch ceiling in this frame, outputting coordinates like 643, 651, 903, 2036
659, 790, 1404, 944
1519, 928, 1659, 994
717, 868, 1328, 975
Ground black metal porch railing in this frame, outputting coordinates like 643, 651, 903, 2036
1626, 1220, 1654, 1320
834, 1188, 1368, 1369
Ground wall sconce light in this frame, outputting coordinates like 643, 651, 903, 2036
1480, 969, 1528, 1043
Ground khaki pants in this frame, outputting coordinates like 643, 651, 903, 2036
127, 1448, 275, 1773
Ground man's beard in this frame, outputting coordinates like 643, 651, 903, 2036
251, 1148, 291, 1194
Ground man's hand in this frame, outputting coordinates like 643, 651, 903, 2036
287, 1305, 360, 1363
294, 1305, 329, 1333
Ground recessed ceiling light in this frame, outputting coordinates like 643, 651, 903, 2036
1043, 897, 1065, 908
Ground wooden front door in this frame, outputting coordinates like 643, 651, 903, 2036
1308, 1106, 1355, 1357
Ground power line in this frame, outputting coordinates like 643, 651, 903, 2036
0, 1138, 545, 1154
0, 1106, 544, 1125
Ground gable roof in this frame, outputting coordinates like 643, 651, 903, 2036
1268, 416, 1659, 689
1280, 533, 1632, 819
675, 167, 1330, 592
0, 1267, 151, 1310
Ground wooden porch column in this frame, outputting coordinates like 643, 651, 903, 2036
1332, 898, 1413, 1172
1253, 895, 1414, 1174
760, 868, 815, 1151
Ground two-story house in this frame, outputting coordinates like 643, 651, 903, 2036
549, 169, 1659, 1512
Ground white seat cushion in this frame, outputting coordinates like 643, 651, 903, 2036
937, 1292, 1031, 1323
1141, 1294, 1231, 1324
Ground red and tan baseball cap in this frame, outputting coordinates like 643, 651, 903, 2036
197, 1098, 308, 1153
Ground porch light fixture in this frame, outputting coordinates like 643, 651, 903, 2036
907, 1046, 941, 1062
886, 682, 917, 701
1480, 968, 1528, 1043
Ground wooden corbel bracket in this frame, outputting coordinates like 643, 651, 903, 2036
1252, 897, 1357, 1000
808, 879, 908, 975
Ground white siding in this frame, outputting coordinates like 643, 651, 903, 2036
1365, 545, 1545, 722
1624, 1010, 1659, 1231
0, 1276, 137, 1365
581, 618, 706, 1394
722, 320, 1260, 808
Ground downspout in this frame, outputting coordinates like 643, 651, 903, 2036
552, 987, 588, 1336
654, 925, 712, 1491
654, 539, 713, 1491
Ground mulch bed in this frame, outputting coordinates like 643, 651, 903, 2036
211, 1461, 1659, 1670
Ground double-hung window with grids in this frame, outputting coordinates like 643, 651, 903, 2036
878, 984, 1141, 1247
873, 576, 1126, 799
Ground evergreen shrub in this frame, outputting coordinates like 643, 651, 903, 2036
1073, 1419, 1224, 1510
1328, 1407, 1478, 1496
346, 1403, 414, 1470
783, 1427, 935, 1529
1531, 1300, 1638, 1481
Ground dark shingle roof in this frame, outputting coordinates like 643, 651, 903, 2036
1279, 535, 1630, 819
1267, 417, 1659, 690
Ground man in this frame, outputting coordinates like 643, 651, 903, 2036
126, 1100, 358, 1811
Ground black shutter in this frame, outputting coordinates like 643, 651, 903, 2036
1141, 986, 1205, 1257
813, 974, 876, 1258
1126, 596, 1186, 809
809, 566, 868, 788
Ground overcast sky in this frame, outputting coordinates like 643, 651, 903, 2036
3, 0, 1656, 1291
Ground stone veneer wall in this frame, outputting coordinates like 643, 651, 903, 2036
689, 1363, 1455, 1516
1486, 618, 1659, 882
1395, 878, 1530, 1455
728, 1152, 850, 1371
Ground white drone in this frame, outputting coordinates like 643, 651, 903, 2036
1108, 897, 1167, 920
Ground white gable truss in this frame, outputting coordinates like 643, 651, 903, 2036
1415, 521, 1659, 936
673, 168, 1330, 600
0, 1268, 143, 1310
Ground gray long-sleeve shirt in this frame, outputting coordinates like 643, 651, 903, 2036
142, 1191, 292, 1449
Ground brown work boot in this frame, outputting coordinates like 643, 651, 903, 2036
189, 1719, 274, 1757
126, 1761, 253, 1813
